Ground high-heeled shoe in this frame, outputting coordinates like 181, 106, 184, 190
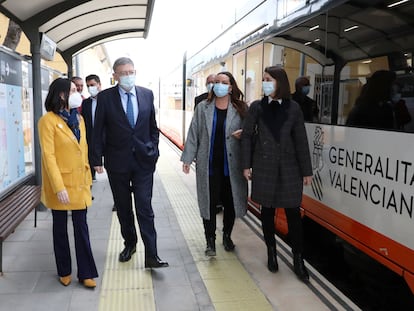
80, 278, 96, 288
59, 275, 72, 286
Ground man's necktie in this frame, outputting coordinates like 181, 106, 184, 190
126, 92, 135, 127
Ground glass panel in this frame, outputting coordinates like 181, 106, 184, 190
245, 43, 263, 104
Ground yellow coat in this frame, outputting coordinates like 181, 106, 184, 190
38, 111, 92, 210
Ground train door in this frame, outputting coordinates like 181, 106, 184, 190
233, 50, 246, 96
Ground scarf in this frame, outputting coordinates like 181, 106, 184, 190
57, 108, 80, 142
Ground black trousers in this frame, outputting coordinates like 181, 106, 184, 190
107, 167, 158, 258
52, 209, 98, 280
261, 206, 304, 253
203, 174, 235, 239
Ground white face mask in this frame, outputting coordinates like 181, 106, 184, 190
119, 75, 136, 91
88, 86, 99, 97
68, 92, 83, 109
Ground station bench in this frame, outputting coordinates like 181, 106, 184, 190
0, 185, 41, 275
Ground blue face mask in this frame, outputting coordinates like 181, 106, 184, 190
119, 75, 136, 91
206, 83, 214, 92
262, 81, 275, 96
302, 85, 310, 95
213, 83, 229, 97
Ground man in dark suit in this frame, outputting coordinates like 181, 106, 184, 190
92, 57, 168, 268
81, 74, 101, 181
292, 76, 318, 122
194, 74, 215, 109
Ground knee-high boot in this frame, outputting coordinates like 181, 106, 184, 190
293, 252, 309, 283
267, 244, 279, 273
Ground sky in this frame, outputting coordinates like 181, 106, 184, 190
104, 0, 242, 85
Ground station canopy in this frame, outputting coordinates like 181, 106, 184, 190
0, 0, 155, 57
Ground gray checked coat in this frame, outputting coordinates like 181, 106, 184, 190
181, 99, 248, 220
241, 98, 312, 208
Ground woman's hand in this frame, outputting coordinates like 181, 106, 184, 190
303, 176, 313, 186
231, 129, 243, 139
57, 189, 70, 204
243, 168, 252, 181
182, 163, 191, 174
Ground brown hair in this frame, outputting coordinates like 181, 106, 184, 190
208, 71, 247, 117
264, 66, 291, 99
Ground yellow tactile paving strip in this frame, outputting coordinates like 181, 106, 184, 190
156, 152, 273, 311
98, 216, 155, 311
98, 145, 273, 311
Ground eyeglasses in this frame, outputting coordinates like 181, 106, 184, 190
115, 70, 136, 77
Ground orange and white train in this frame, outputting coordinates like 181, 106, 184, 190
158, 0, 414, 293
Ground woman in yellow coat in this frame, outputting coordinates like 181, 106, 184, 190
38, 78, 98, 288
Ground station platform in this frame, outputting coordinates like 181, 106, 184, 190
0, 136, 359, 311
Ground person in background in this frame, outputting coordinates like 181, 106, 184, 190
38, 77, 98, 288
391, 82, 411, 130
194, 74, 216, 109
71, 76, 85, 98
182, 71, 248, 256
81, 74, 102, 182
241, 66, 312, 283
92, 57, 168, 268
346, 70, 396, 130
292, 76, 318, 122
71, 76, 85, 113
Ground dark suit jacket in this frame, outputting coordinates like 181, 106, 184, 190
92, 85, 159, 173
81, 97, 94, 156
194, 92, 208, 109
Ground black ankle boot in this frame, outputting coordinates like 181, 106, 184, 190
293, 253, 309, 283
205, 237, 216, 256
223, 233, 235, 251
267, 245, 278, 273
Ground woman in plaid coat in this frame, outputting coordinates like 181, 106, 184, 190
241, 66, 313, 283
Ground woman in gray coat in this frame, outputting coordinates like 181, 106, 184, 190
181, 72, 248, 256
241, 66, 313, 283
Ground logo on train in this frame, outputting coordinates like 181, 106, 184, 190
311, 126, 324, 200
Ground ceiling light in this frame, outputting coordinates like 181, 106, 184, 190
387, 0, 409, 8
362, 59, 372, 64
309, 25, 319, 31
304, 41, 312, 46
344, 25, 359, 32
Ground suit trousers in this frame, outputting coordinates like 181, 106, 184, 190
107, 167, 158, 258
203, 174, 235, 239
52, 209, 98, 280
261, 206, 304, 253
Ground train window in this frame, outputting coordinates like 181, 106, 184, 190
245, 42, 263, 104
339, 56, 399, 126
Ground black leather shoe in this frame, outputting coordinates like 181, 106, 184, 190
119, 245, 136, 262
145, 256, 169, 268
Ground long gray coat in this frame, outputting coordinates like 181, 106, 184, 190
181, 99, 248, 220
241, 98, 312, 208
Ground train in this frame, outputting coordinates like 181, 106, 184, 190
157, 0, 414, 295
